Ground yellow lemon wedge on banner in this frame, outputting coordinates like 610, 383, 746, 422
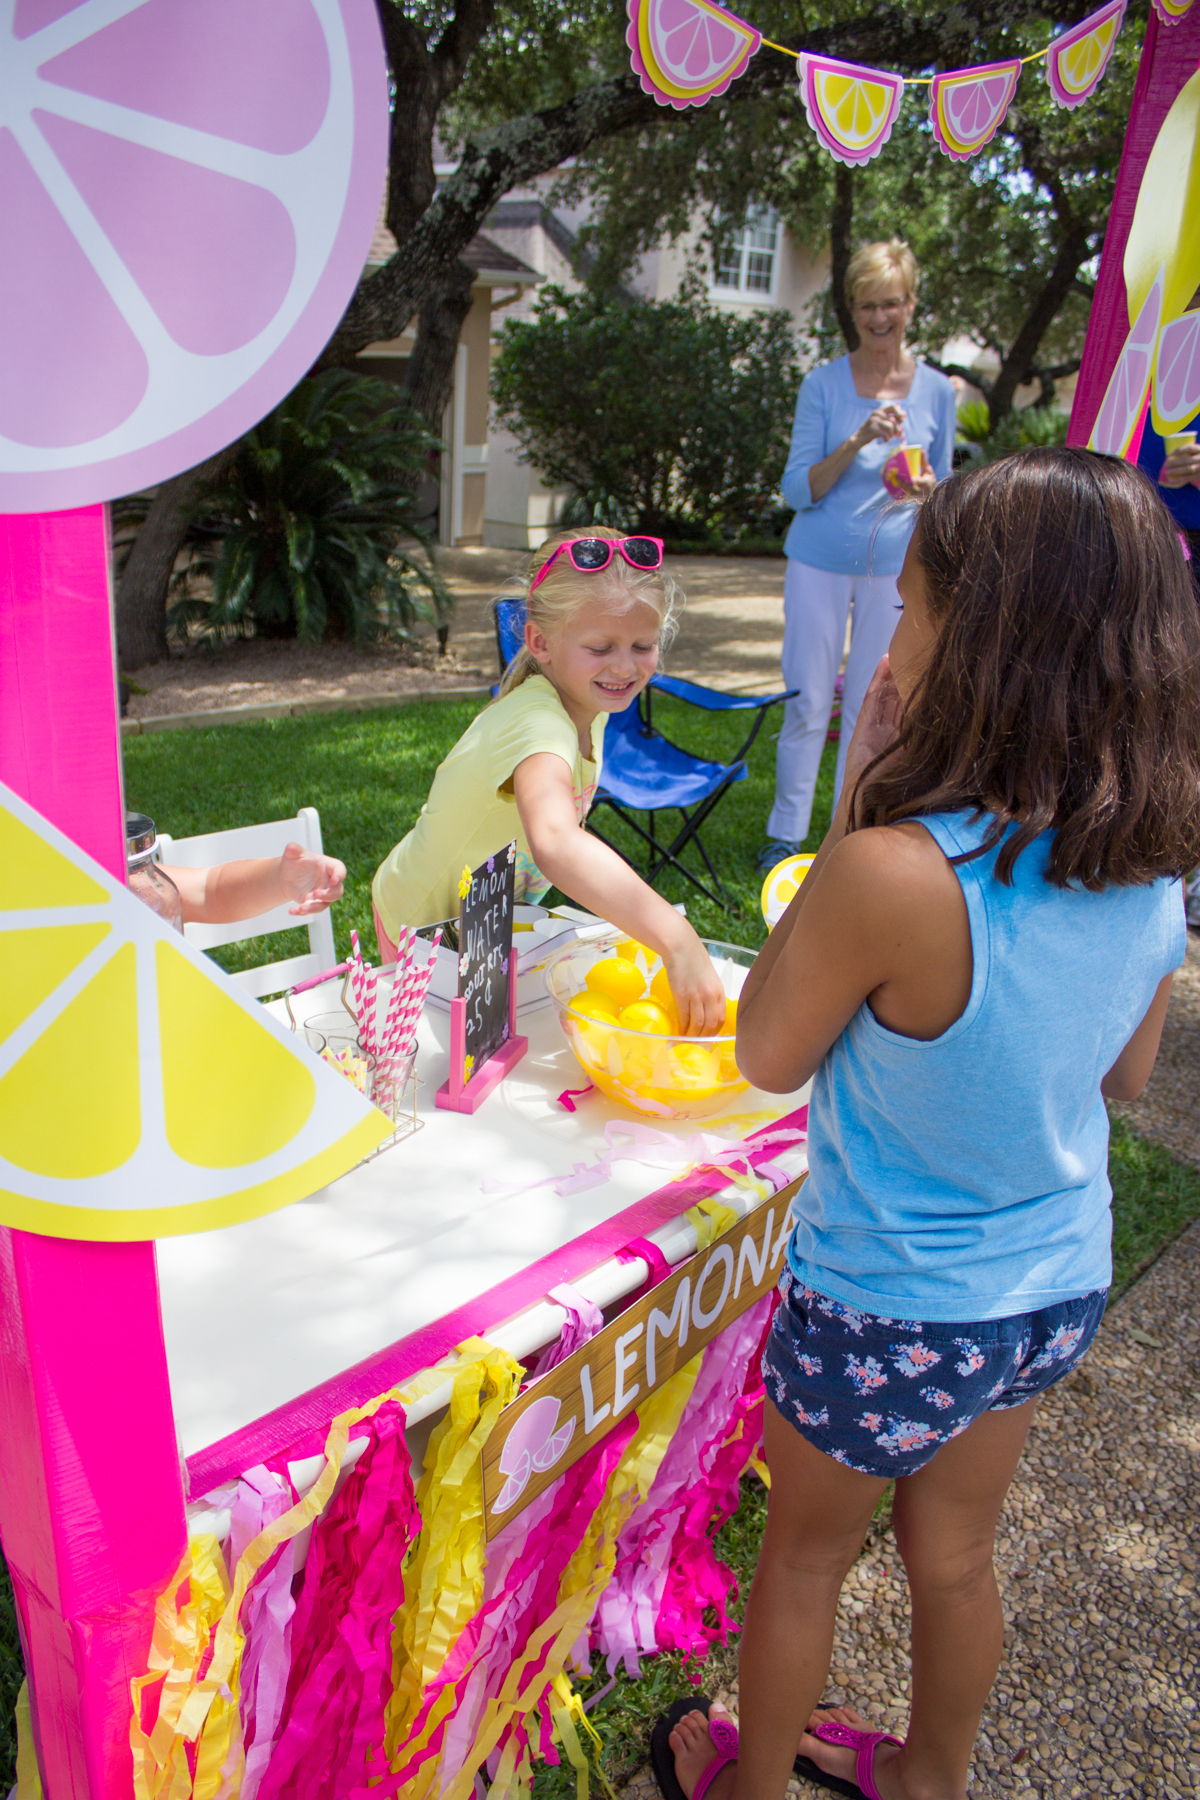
1058, 16, 1112, 92
817, 71, 892, 148
0, 785, 391, 1240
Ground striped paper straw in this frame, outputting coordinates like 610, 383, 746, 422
362, 960, 378, 1057
380, 926, 416, 1054
387, 928, 442, 1062
348, 929, 369, 1034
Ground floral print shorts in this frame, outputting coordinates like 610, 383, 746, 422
762, 1272, 1108, 1477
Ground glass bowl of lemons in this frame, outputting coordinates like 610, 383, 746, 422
544, 935, 755, 1119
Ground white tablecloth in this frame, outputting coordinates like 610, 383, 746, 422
156, 979, 808, 1460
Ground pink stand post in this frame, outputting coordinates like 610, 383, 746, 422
435, 965, 527, 1114
0, 509, 188, 1800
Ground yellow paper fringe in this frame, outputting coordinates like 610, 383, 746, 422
14, 1679, 43, 1800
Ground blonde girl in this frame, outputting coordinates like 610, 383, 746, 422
372, 528, 725, 1031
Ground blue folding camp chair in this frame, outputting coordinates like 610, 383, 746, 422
492, 597, 798, 908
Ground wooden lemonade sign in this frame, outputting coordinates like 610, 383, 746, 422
482, 1177, 804, 1533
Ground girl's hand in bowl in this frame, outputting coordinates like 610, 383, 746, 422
663, 935, 727, 1035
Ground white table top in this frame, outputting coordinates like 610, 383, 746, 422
156, 976, 807, 1464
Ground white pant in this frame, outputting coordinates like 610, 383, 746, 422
766, 557, 903, 843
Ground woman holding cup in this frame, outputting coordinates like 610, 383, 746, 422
758, 240, 956, 871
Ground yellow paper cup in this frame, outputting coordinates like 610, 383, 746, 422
903, 445, 924, 479
1165, 432, 1197, 453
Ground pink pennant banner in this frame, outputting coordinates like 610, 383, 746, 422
797, 52, 904, 165
930, 58, 1021, 158
626, 0, 761, 109
1046, 0, 1127, 107
1151, 0, 1196, 22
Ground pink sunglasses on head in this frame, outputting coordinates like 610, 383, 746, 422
529, 535, 665, 595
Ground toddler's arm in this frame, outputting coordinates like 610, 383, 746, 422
162, 843, 346, 925
512, 753, 726, 1034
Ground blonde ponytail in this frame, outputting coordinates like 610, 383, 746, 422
495, 528, 682, 699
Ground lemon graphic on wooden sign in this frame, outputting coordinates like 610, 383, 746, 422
0, 784, 391, 1239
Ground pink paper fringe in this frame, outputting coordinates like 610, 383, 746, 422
256, 1400, 420, 1800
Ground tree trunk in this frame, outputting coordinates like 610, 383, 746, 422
830, 165, 859, 353
403, 262, 477, 429
987, 229, 1092, 423
113, 446, 235, 668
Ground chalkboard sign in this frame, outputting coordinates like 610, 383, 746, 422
457, 843, 517, 1079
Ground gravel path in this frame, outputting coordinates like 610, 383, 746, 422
617, 1212, 1200, 1800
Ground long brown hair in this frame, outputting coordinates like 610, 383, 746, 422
851, 447, 1200, 889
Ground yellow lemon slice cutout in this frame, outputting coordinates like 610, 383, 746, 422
0, 784, 391, 1239
761, 855, 816, 928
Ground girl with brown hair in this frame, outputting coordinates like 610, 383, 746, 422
654, 449, 1200, 1800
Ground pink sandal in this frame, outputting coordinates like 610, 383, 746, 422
794, 1718, 903, 1800
650, 1697, 738, 1800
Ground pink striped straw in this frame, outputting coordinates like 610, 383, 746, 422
386, 928, 442, 1062
380, 926, 416, 1053
362, 960, 378, 1057
348, 928, 369, 1038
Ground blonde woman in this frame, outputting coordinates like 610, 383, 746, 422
371, 528, 726, 1030
758, 241, 956, 870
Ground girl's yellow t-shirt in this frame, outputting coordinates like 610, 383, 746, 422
372, 675, 606, 934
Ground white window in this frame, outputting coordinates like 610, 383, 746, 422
712, 207, 781, 298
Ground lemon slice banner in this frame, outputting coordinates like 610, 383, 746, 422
627, 0, 761, 108
0, 782, 392, 1239
797, 53, 903, 167
1089, 264, 1164, 459
1046, 0, 1126, 110
930, 61, 1022, 161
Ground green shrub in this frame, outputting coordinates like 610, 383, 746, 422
491, 286, 799, 539
956, 399, 1070, 463
132, 371, 451, 646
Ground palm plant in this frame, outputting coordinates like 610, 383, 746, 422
154, 370, 451, 645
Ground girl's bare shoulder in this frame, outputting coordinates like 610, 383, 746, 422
816, 820, 965, 933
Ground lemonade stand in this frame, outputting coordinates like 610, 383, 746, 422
3, 0, 1199, 1793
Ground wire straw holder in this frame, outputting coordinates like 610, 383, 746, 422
361, 1048, 424, 1158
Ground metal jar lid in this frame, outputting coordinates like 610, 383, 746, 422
125, 811, 158, 868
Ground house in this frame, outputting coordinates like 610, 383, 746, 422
355, 211, 542, 547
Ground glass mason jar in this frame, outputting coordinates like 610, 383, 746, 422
125, 811, 184, 934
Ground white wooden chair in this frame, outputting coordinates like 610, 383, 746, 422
156, 806, 339, 999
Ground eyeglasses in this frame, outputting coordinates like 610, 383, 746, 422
529, 536, 664, 595
854, 297, 908, 316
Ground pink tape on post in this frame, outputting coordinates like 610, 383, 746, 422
0, 506, 187, 1800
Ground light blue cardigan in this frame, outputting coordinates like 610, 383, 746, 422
782, 357, 957, 576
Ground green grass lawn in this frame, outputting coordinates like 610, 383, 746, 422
1, 698, 1196, 1793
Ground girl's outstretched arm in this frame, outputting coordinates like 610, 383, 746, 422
513, 752, 726, 1034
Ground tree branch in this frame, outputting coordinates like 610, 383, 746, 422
321, 0, 1105, 365
830, 164, 858, 351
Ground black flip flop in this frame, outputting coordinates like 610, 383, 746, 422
650, 1695, 717, 1800
791, 1751, 864, 1799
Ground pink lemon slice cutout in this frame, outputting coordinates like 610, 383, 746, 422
797, 54, 904, 166
1089, 263, 1164, 459
1046, 0, 1126, 109
627, 0, 761, 109
1151, 0, 1196, 23
1153, 309, 1200, 435
930, 60, 1021, 161
0, 0, 387, 512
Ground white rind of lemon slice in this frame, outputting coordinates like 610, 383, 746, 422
0, 782, 391, 1239
1089, 264, 1164, 458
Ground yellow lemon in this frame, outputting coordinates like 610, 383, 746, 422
618, 999, 673, 1035
614, 937, 653, 964
586, 957, 646, 1009
569, 992, 619, 1025
720, 996, 738, 1037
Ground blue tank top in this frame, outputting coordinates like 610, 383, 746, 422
788, 811, 1185, 1322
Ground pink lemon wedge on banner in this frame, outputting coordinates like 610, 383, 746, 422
1154, 310, 1200, 435
629, 0, 760, 107
0, 784, 390, 1240
1089, 264, 1164, 458
798, 54, 904, 166
931, 62, 1021, 160
0, 0, 387, 513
